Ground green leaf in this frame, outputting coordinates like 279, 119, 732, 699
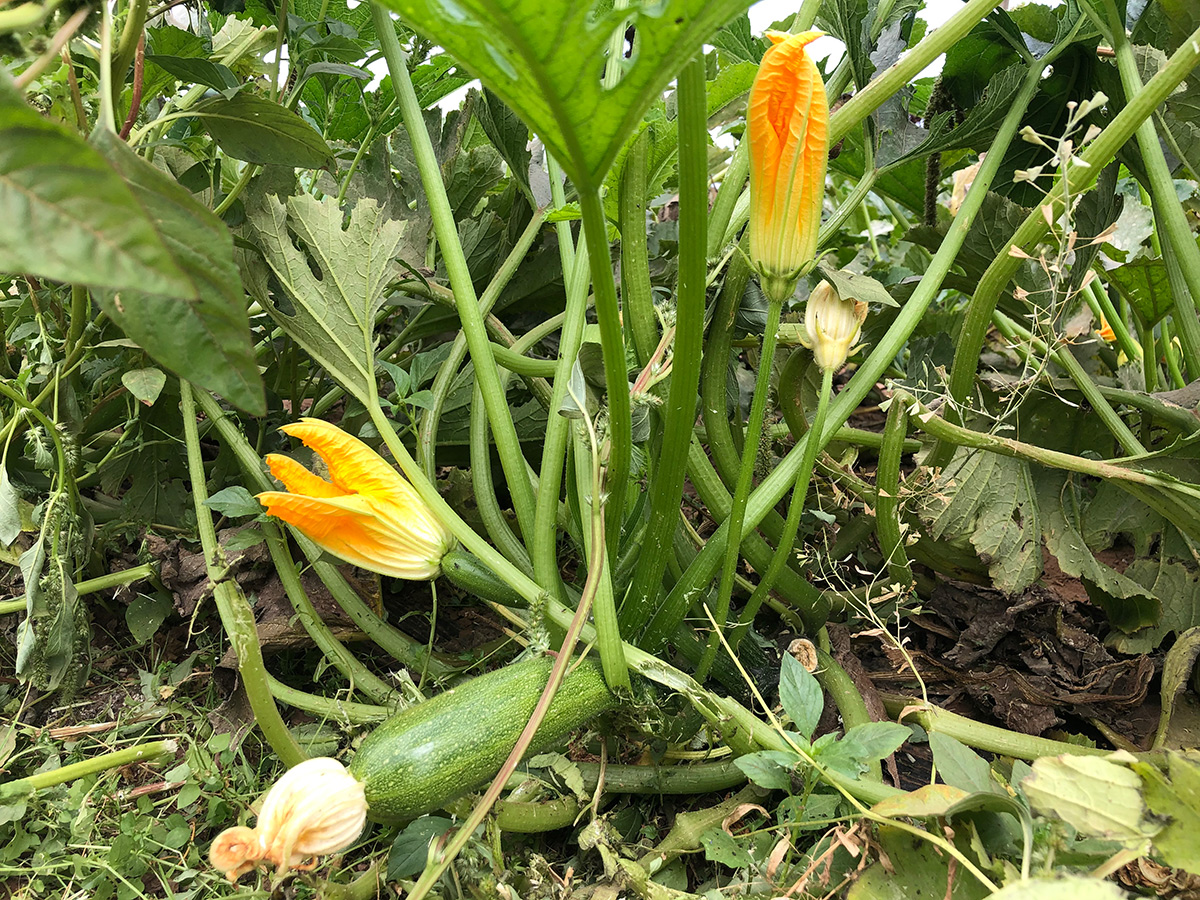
779, 653, 823, 741
89, 130, 264, 415
733, 749, 800, 790
700, 827, 754, 870
204, 486, 263, 518
892, 64, 1026, 164
388, 816, 454, 878
1107, 256, 1175, 325
0, 468, 22, 548
121, 368, 167, 406
816, 263, 899, 308
1023, 754, 1157, 846
814, 722, 910, 777
847, 824, 991, 900
145, 56, 239, 91
245, 193, 407, 404
0, 74, 195, 298
125, 593, 173, 644
817, 0, 872, 90
930, 733, 1003, 795
917, 449, 1041, 594
475, 89, 533, 203
372, 0, 756, 188
193, 94, 334, 168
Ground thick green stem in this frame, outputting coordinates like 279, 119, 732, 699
74, 563, 156, 596
180, 383, 305, 767
373, 2, 537, 541
1102, 0, 1200, 377
875, 397, 915, 588
416, 208, 548, 478
708, 139, 749, 258
640, 50, 1045, 654
0, 740, 175, 798
939, 21, 1200, 466
578, 185, 632, 560
894, 389, 1200, 500
621, 129, 659, 366
620, 56, 709, 637
880, 696, 1109, 760
110, 0, 149, 87
266, 675, 390, 724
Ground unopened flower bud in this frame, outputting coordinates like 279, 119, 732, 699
801, 281, 867, 372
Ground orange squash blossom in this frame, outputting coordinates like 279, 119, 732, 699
748, 30, 829, 300
257, 418, 455, 580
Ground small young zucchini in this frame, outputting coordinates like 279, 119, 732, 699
349, 656, 615, 824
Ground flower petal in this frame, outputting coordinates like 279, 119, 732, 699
281, 418, 406, 499
265, 454, 345, 499
256, 492, 442, 579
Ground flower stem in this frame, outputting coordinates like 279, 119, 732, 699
74, 563, 156, 597
875, 397, 915, 589
696, 294, 783, 681
730, 365, 835, 651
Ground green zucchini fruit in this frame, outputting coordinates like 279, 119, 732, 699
349, 656, 615, 824
441, 548, 529, 608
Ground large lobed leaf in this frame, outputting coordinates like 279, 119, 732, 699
245, 193, 408, 403
371, 0, 755, 188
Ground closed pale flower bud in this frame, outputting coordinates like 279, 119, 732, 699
748, 30, 829, 299
801, 281, 867, 371
257, 418, 456, 580
210, 757, 368, 883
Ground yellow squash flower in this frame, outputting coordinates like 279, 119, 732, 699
257, 418, 455, 580
1097, 313, 1116, 343
802, 281, 867, 372
748, 30, 829, 299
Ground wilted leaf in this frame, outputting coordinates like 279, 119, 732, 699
872, 784, 970, 818
1023, 754, 1157, 846
917, 449, 1041, 594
